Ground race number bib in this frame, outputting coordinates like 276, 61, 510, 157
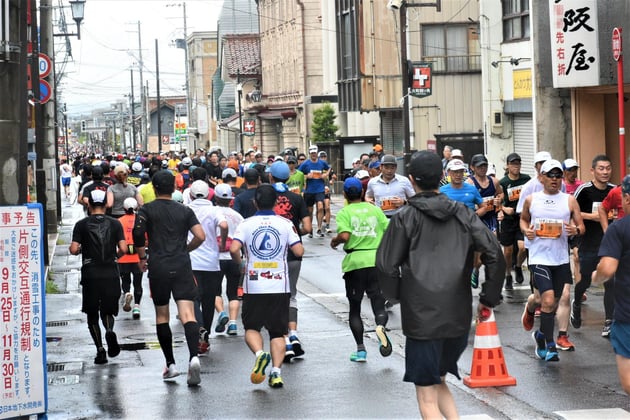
379, 196, 398, 211
507, 185, 523, 202
534, 218, 563, 239
311, 170, 322, 179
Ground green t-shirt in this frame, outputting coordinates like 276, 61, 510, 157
287, 170, 306, 194
336, 202, 389, 272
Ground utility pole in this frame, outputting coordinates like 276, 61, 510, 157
182, 2, 192, 152
130, 68, 136, 150
0, 0, 28, 204
137, 21, 147, 151
156, 39, 162, 153
39, 0, 59, 231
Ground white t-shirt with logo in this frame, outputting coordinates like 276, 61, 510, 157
233, 213, 301, 294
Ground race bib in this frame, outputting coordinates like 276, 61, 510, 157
482, 196, 495, 211
534, 218, 563, 239
311, 170, 322, 179
507, 185, 523, 202
380, 196, 398, 211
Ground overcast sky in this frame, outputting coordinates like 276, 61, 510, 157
56, 0, 223, 115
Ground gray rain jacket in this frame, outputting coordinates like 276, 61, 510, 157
376, 192, 505, 340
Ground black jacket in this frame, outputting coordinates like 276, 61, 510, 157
376, 192, 505, 340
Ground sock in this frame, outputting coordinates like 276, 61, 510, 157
558, 331, 567, 337
540, 311, 555, 345
183, 321, 199, 361
255, 350, 263, 357
156, 323, 175, 366
88, 322, 103, 349
270, 367, 281, 375
289, 330, 297, 338
357, 344, 366, 352
101, 314, 115, 332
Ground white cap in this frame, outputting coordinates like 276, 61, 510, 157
222, 168, 237, 179
308, 145, 318, 153
563, 158, 579, 170
123, 197, 138, 211
214, 183, 233, 200
540, 159, 563, 174
189, 180, 209, 199
534, 151, 552, 164
446, 159, 466, 171
131, 162, 143, 172
451, 149, 463, 158
182, 157, 193, 166
355, 170, 369, 179
352, 157, 361, 164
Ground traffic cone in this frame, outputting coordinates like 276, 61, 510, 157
464, 310, 516, 388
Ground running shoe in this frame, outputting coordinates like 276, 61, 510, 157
215, 311, 229, 333
198, 340, 209, 356
556, 335, 575, 351
514, 266, 524, 284
534, 306, 541, 318
227, 322, 238, 336
532, 330, 547, 360
284, 344, 295, 363
545, 344, 560, 362
325, 224, 332, 234
317, 229, 325, 238
105, 331, 120, 358
163, 363, 180, 380
602, 319, 613, 338
307, 233, 313, 238
504, 275, 513, 291
94, 348, 107, 365
582, 293, 588, 302
289, 335, 304, 357
268, 372, 284, 388
250, 352, 271, 384
132, 304, 141, 319
187, 356, 201, 386
375, 325, 392, 357
122, 292, 133, 312
570, 299, 582, 329
350, 350, 367, 362
471, 269, 479, 289
521, 305, 534, 332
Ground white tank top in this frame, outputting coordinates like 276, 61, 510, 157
528, 191, 570, 265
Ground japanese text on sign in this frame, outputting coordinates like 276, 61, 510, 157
550, 0, 600, 87
0, 205, 46, 419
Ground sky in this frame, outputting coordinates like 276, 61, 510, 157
55, 0, 223, 116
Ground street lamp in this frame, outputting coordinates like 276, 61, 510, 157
54, 0, 86, 39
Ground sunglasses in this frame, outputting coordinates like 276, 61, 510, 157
545, 172, 564, 179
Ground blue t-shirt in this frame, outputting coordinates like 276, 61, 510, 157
598, 216, 630, 323
439, 183, 483, 210
298, 159, 330, 194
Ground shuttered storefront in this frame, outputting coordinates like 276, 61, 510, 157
513, 114, 535, 176
380, 110, 404, 155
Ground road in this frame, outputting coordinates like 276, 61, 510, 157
43, 198, 630, 419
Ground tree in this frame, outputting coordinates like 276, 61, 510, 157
311, 103, 339, 143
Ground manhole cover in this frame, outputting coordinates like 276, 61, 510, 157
47, 362, 83, 372
48, 375, 80, 385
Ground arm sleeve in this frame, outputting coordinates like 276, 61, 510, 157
132, 208, 148, 247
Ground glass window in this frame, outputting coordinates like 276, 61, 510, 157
502, 0, 530, 41
422, 24, 480, 73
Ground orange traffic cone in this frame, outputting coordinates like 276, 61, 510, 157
464, 309, 516, 388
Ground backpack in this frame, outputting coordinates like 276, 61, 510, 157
85, 217, 116, 265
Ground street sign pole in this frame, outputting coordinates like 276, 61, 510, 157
613, 27, 625, 178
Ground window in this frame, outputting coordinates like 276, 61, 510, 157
422, 24, 480, 73
502, 0, 530, 41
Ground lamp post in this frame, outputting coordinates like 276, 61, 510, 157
53, 0, 86, 40
236, 71, 262, 154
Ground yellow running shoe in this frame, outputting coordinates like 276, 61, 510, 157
250, 352, 271, 384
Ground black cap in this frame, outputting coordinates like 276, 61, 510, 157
244, 168, 260, 184
408, 150, 442, 185
506, 152, 521, 163
470, 154, 489, 167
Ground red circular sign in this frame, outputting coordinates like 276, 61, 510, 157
613, 27, 622, 62
39, 53, 52, 78
40, 80, 52, 104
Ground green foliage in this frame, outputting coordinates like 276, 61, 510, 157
46, 277, 60, 294
311, 103, 339, 143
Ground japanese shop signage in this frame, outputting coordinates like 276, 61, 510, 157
409, 62, 433, 98
550, 0, 600, 87
0, 204, 47, 419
